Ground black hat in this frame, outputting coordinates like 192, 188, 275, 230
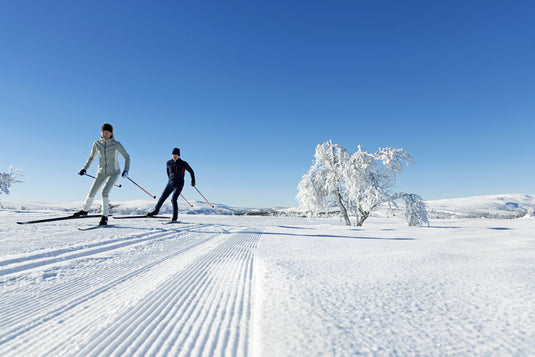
172, 148, 181, 156
101, 123, 113, 133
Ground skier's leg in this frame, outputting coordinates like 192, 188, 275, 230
101, 173, 119, 217
171, 184, 183, 221
82, 175, 106, 212
150, 183, 174, 214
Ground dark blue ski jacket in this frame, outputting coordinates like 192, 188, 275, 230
167, 159, 195, 187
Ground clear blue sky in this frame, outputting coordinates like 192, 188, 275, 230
1, 0, 534, 208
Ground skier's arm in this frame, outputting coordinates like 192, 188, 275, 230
187, 164, 195, 186
82, 142, 97, 171
116, 142, 130, 172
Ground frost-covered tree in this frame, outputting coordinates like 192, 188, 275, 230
0, 165, 23, 195
297, 141, 428, 227
297, 141, 352, 225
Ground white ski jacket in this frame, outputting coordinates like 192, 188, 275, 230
82, 138, 130, 176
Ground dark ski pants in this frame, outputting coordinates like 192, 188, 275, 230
154, 182, 184, 218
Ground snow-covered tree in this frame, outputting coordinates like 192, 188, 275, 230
297, 141, 352, 225
297, 141, 428, 227
0, 165, 23, 195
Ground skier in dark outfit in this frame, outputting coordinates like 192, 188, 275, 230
147, 148, 195, 221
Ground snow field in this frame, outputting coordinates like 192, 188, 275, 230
1, 210, 534, 356
254, 220, 535, 356
1, 213, 260, 356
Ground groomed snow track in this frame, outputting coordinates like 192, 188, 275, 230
79, 230, 261, 357
0, 221, 262, 357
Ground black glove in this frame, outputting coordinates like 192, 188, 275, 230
79, 169, 86, 176
191, 180, 196, 187
122, 170, 128, 178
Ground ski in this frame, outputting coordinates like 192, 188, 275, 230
17, 215, 101, 225
112, 215, 170, 219
162, 221, 181, 225
78, 225, 116, 231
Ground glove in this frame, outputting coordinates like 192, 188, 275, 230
191, 180, 196, 187
79, 169, 86, 176
122, 170, 128, 178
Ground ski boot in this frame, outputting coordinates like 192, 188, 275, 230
99, 216, 108, 226
73, 210, 88, 217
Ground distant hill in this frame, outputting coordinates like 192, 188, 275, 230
275, 193, 535, 219
0, 199, 237, 216
2, 193, 534, 219
424, 193, 535, 219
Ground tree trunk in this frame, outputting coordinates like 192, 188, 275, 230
336, 193, 351, 226
357, 205, 375, 227
357, 206, 369, 226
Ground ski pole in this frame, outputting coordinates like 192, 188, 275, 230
127, 177, 156, 199
84, 173, 122, 188
181, 194, 193, 207
194, 186, 214, 208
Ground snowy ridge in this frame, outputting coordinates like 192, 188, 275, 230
424, 193, 535, 218
2, 193, 535, 219
0, 199, 237, 216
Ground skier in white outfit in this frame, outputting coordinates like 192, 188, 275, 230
74, 123, 130, 225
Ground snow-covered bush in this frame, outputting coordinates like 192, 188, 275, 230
402, 193, 429, 226
297, 141, 428, 227
0, 165, 23, 195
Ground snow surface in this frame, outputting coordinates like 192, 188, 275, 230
1, 196, 534, 356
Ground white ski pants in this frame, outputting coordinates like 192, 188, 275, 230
82, 173, 119, 217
